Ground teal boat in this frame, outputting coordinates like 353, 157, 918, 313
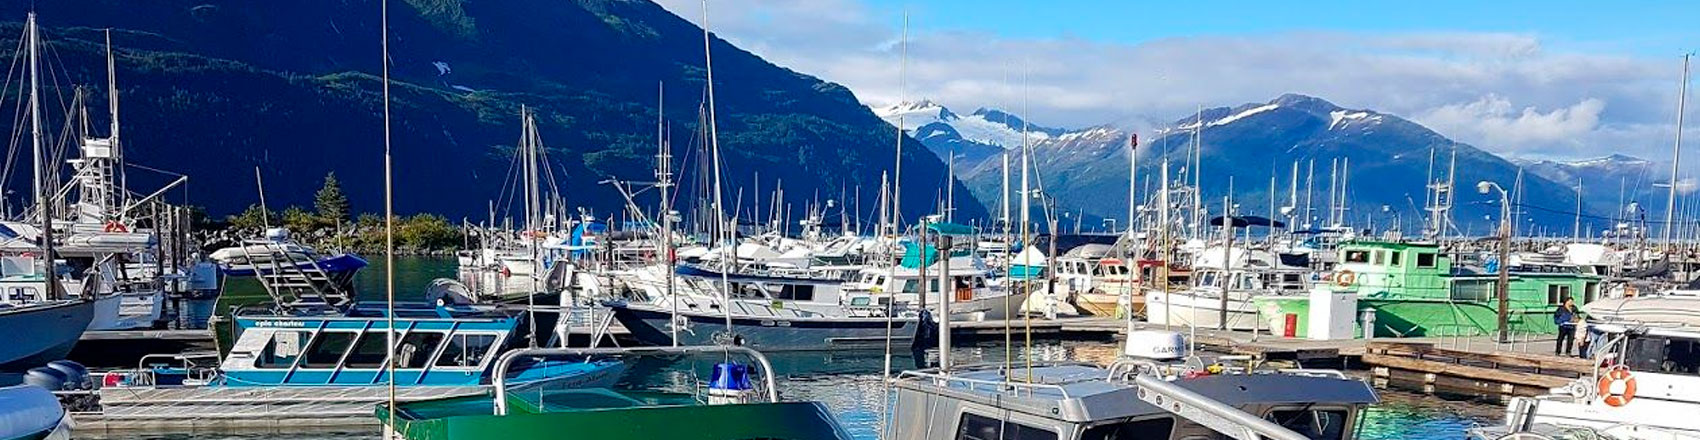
376, 346, 854, 440
1255, 240, 1602, 337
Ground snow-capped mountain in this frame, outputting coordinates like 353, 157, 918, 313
877, 93, 1604, 233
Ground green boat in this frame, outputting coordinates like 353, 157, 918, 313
1255, 240, 1602, 337
375, 346, 854, 440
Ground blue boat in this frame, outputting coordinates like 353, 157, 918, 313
81, 302, 623, 431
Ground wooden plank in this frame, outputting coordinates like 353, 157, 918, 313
1361, 352, 1572, 389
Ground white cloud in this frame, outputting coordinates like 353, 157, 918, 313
1415, 96, 1606, 156
654, 0, 1685, 163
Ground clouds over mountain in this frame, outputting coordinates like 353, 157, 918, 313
655, 0, 1685, 164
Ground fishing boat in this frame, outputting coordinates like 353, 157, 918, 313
1146, 245, 1312, 330
1254, 240, 1602, 337
0, 299, 94, 371
77, 302, 623, 429
605, 294, 917, 351
0, 384, 73, 439
375, 345, 855, 440
885, 329, 1380, 440
842, 239, 1028, 321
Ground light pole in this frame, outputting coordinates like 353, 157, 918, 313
1478, 180, 1512, 343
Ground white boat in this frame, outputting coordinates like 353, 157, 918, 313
1490, 314, 1700, 439
1146, 246, 1312, 330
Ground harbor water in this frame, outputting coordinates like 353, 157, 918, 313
104, 256, 1501, 440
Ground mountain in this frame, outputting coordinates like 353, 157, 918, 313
888, 94, 1594, 235
0, 0, 983, 223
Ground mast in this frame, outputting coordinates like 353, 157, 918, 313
658, 82, 678, 346
380, 0, 397, 428
1666, 53, 1690, 250
26, 13, 55, 300
890, 13, 909, 235
701, 0, 735, 336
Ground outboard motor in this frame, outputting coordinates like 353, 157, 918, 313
22, 366, 67, 391
424, 278, 476, 307
44, 360, 88, 390
707, 362, 757, 405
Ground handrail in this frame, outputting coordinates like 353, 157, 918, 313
1131, 374, 1311, 440
492, 345, 778, 415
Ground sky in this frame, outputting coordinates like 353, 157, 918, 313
654, 0, 1700, 164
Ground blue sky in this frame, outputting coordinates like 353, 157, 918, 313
659, 0, 1699, 164
866, 0, 1698, 56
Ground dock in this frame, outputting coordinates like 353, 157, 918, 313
951, 316, 1593, 396
81, 329, 217, 342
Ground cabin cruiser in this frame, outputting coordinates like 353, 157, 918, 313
1474, 294, 1700, 439
77, 301, 623, 429
843, 245, 1027, 321
1147, 246, 1312, 330
886, 329, 1379, 440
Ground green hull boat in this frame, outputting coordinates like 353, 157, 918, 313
375, 346, 854, 440
1255, 240, 1602, 338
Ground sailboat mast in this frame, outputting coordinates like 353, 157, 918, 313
700, 0, 735, 335
379, 0, 398, 427
1666, 53, 1690, 250
26, 13, 55, 300
890, 14, 909, 236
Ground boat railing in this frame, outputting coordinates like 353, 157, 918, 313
491, 345, 779, 416
895, 365, 1078, 399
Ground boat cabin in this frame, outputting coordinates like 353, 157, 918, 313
218, 303, 541, 387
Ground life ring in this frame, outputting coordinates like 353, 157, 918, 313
1598, 366, 1637, 407
103, 221, 128, 233
1334, 270, 1357, 287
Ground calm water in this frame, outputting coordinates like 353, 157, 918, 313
103, 257, 1499, 440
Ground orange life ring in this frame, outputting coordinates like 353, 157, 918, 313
1599, 366, 1637, 407
104, 221, 128, 233
1334, 270, 1357, 287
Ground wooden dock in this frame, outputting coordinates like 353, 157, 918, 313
81, 329, 217, 342
1361, 341, 1592, 397
951, 316, 1593, 397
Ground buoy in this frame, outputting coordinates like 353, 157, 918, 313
1599, 366, 1637, 407
1334, 270, 1357, 287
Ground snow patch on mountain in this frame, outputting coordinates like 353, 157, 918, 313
1210, 104, 1279, 127
875, 100, 1063, 148
1328, 110, 1379, 130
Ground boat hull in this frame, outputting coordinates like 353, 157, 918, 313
1144, 290, 1262, 331
0, 300, 94, 371
379, 396, 854, 440
609, 302, 917, 351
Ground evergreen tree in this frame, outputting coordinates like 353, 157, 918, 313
314, 172, 351, 224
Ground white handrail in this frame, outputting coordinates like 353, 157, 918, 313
491, 345, 778, 415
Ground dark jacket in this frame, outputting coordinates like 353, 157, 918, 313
1554, 305, 1578, 327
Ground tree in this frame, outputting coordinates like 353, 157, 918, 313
314, 172, 351, 225
281, 206, 318, 235
398, 213, 461, 251
226, 204, 278, 231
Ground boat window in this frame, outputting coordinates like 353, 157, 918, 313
1265, 409, 1349, 440
396, 332, 445, 369
1198, 272, 1218, 288
436, 333, 499, 368
343, 331, 392, 369
1372, 251, 1384, 265
1450, 281, 1493, 303
902, 280, 920, 293
1389, 251, 1402, 266
1081, 417, 1175, 440
1623, 336, 1700, 374
300, 331, 357, 369
257, 331, 309, 368
775, 285, 816, 301
1416, 253, 1437, 268
1546, 285, 1572, 305
956, 412, 1057, 440
1344, 250, 1370, 264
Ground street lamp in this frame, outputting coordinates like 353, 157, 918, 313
1478, 180, 1513, 343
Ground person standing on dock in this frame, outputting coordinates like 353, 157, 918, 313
1553, 297, 1579, 356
